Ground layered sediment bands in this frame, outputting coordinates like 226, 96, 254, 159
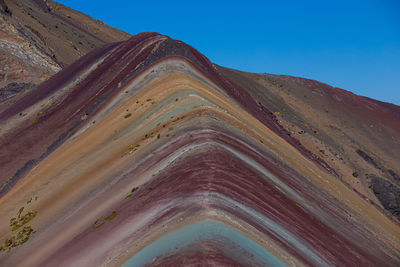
216, 66, 400, 219
0, 0, 130, 92
0, 32, 399, 266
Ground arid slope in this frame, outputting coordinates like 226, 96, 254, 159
0, 0, 130, 103
218, 66, 400, 220
0, 32, 399, 266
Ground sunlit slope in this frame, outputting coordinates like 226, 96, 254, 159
0, 32, 399, 266
218, 66, 400, 222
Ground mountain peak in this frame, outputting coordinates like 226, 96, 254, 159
0, 3, 399, 266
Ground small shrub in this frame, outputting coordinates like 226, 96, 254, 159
105, 211, 116, 221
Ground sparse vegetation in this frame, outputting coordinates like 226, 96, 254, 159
0, 197, 38, 252
10, 210, 37, 231
131, 186, 139, 193
125, 186, 139, 198
92, 219, 105, 229
104, 211, 117, 221
92, 211, 117, 230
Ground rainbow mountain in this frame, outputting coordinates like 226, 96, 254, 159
0, 32, 399, 266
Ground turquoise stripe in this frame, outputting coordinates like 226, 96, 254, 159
123, 220, 287, 267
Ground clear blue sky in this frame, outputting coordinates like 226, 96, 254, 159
57, 0, 400, 105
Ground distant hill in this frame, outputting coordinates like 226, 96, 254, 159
0, 0, 130, 102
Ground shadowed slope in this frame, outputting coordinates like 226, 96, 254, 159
0, 32, 399, 266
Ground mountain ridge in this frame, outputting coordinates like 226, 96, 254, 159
0, 2, 399, 266
0, 31, 399, 265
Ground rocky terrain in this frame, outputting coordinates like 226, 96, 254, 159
0, 1, 399, 266
0, 0, 130, 103
218, 67, 400, 220
0, 32, 399, 266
